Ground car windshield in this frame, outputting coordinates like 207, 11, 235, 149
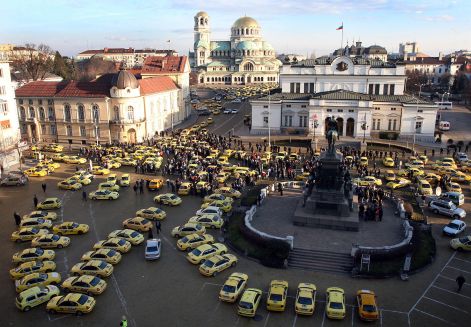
239, 301, 253, 309
107, 250, 117, 256
329, 302, 343, 309
51, 235, 60, 241
117, 239, 126, 245
98, 262, 107, 269
34, 248, 44, 255
170, 195, 177, 200
458, 237, 469, 243
450, 203, 457, 210
147, 246, 158, 252
447, 223, 459, 229
203, 260, 215, 268
298, 297, 313, 305
90, 277, 100, 286
222, 285, 236, 293
78, 295, 88, 305
363, 304, 377, 313
270, 294, 282, 301
192, 249, 202, 256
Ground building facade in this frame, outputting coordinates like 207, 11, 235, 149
0, 61, 21, 169
250, 55, 438, 142
76, 48, 178, 68
15, 70, 188, 145
192, 11, 282, 85
333, 41, 388, 62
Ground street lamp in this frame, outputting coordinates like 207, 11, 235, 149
361, 112, 368, 144
311, 114, 319, 152
267, 90, 271, 149
413, 83, 426, 151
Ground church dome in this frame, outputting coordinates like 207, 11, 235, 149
195, 39, 210, 49
232, 16, 259, 28
365, 45, 387, 55
195, 11, 209, 17
111, 70, 139, 90
236, 41, 259, 51
262, 42, 274, 51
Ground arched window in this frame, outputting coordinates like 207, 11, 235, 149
38, 107, 45, 121
92, 104, 99, 123
200, 18, 204, 25
64, 104, 71, 122
250, 29, 253, 35
113, 106, 120, 120
19, 106, 26, 120
78, 104, 85, 121
29, 107, 35, 118
127, 106, 134, 120
246, 28, 249, 34
243, 62, 254, 71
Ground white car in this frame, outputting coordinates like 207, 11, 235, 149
455, 152, 468, 163
196, 206, 223, 218
191, 99, 199, 104
230, 109, 239, 114
443, 219, 467, 237
231, 98, 242, 103
223, 108, 232, 114
145, 239, 161, 260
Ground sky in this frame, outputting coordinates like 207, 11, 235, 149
1, 0, 470, 58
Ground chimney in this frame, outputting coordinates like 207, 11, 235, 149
438, 52, 443, 60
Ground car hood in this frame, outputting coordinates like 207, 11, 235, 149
443, 226, 460, 234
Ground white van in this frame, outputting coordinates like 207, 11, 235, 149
439, 121, 450, 131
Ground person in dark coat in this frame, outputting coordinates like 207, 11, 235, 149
14, 212, 21, 226
156, 221, 161, 234
139, 183, 144, 194
148, 228, 154, 239
457, 275, 466, 292
82, 191, 87, 201
278, 182, 283, 196
33, 195, 38, 208
133, 184, 138, 194
41, 183, 47, 193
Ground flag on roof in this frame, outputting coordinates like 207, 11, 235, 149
336, 24, 343, 30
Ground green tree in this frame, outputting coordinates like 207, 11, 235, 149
53, 51, 69, 79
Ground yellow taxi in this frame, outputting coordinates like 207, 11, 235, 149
11, 227, 49, 243
450, 171, 471, 183
108, 229, 144, 245
53, 222, 89, 235
24, 168, 48, 177
88, 189, 119, 200
122, 217, 153, 232
52, 153, 69, 162
382, 157, 394, 167
12, 248, 55, 263
267, 280, 289, 312
136, 207, 167, 220
353, 176, 382, 187
119, 174, 130, 186
16, 285, 60, 312
81, 249, 122, 265
199, 253, 238, 277
178, 182, 192, 195
214, 187, 241, 198
417, 180, 433, 196
91, 166, 110, 175
216, 172, 230, 183
176, 233, 214, 251
71, 260, 113, 278
386, 178, 411, 189
187, 243, 227, 264
356, 290, 379, 321
154, 193, 182, 206
450, 236, 471, 251
360, 157, 369, 166
23, 211, 57, 221
213, 109, 221, 115
408, 167, 425, 177
188, 214, 224, 229
171, 223, 205, 238
63, 156, 87, 164
15, 272, 62, 292
326, 287, 346, 319
10, 260, 56, 280
446, 182, 462, 193
219, 272, 248, 303
419, 155, 428, 164
31, 234, 71, 249
19, 217, 53, 230
223, 149, 235, 157
295, 172, 311, 181
46, 293, 96, 315
196, 181, 211, 193
147, 179, 164, 190
423, 173, 441, 185
36, 198, 62, 210
62, 275, 107, 295
66, 175, 91, 185
203, 193, 233, 204
98, 182, 120, 192
200, 200, 232, 213
207, 117, 214, 124
237, 288, 262, 317
93, 238, 131, 253
384, 170, 396, 182
57, 180, 82, 190
295, 283, 316, 315
106, 174, 118, 184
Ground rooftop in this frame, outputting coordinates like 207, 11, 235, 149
141, 56, 188, 74
293, 57, 397, 68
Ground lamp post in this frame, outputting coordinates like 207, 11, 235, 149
311, 113, 318, 152
361, 112, 368, 144
267, 90, 271, 149
413, 83, 426, 151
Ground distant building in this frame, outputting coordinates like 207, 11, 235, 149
250, 55, 438, 143
191, 11, 282, 85
333, 41, 388, 62
0, 61, 21, 169
15, 70, 188, 145
399, 42, 419, 60
76, 48, 178, 68
277, 54, 307, 65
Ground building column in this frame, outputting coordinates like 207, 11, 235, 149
26, 125, 33, 143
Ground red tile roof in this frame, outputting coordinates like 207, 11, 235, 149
141, 56, 187, 74
139, 76, 178, 95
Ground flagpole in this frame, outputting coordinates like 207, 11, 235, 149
341, 22, 344, 55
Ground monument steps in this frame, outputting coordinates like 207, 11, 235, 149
288, 248, 353, 274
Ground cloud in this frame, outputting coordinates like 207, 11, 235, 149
424, 15, 454, 22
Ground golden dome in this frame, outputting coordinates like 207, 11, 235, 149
195, 11, 209, 17
232, 16, 259, 28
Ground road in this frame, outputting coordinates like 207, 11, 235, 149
437, 105, 471, 144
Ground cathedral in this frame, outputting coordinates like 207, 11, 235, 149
192, 11, 282, 85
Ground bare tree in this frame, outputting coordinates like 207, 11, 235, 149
75, 56, 117, 81
10, 43, 54, 82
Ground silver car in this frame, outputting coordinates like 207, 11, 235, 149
1, 175, 27, 186
429, 199, 466, 219
145, 239, 161, 260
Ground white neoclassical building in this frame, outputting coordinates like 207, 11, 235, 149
250, 55, 438, 142
192, 11, 282, 85
15, 70, 188, 145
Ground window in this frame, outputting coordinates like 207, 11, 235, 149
114, 106, 120, 120
78, 105, 85, 121
375, 84, 380, 95
372, 119, 376, 130
295, 83, 300, 93
301, 105, 307, 108
388, 119, 392, 130
80, 126, 86, 136
0, 85, 5, 95
393, 119, 397, 130
66, 125, 72, 136
48, 107, 55, 121
383, 84, 389, 95
299, 116, 307, 128
368, 84, 374, 95
92, 105, 99, 123
38, 99, 42, 105
50, 124, 57, 135
48, 99, 53, 105
64, 104, 71, 122
243, 63, 254, 71
348, 109, 354, 112
263, 105, 268, 108
326, 109, 332, 112
283, 115, 292, 127
415, 121, 422, 133
41, 124, 46, 135
28, 99, 33, 105
290, 83, 295, 93
0, 102, 7, 114
374, 107, 380, 110
29, 107, 35, 118
376, 119, 381, 130
38, 107, 45, 121
309, 83, 315, 93
337, 109, 343, 112
286, 105, 291, 108
439, 68, 442, 74
418, 109, 423, 113
0, 68, 2, 77
127, 106, 134, 120
304, 83, 309, 93
263, 116, 268, 127
19, 107, 26, 120
19, 99, 23, 105
21, 124, 27, 134
391, 107, 396, 111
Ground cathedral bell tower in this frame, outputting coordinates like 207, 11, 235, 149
194, 11, 211, 66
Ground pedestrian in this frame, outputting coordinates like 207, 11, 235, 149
456, 275, 466, 292
33, 195, 38, 208
148, 228, 154, 239
278, 182, 283, 196
120, 316, 128, 327
139, 183, 144, 194
82, 191, 87, 201
133, 184, 138, 194
156, 221, 161, 234
41, 183, 47, 193
14, 212, 21, 226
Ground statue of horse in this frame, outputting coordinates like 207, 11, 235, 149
326, 129, 338, 152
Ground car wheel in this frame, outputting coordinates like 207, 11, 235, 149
220, 251, 226, 255
212, 271, 217, 277
457, 247, 463, 252
23, 306, 31, 312
92, 197, 97, 200
57, 244, 63, 249
231, 261, 236, 267
211, 225, 216, 229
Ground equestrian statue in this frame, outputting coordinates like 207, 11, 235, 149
325, 116, 339, 153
